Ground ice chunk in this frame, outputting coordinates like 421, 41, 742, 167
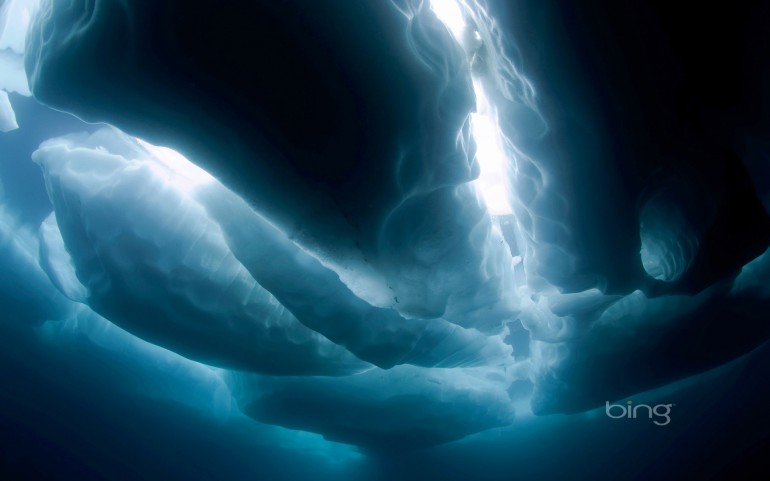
517, 287, 621, 343
0, 90, 18, 132
33, 128, 370, 376
228, 365, 515, 449
38, 212, 88, 302
196, 179, 514, 370
0, 0, 38, 96
0, 0, 39, 54
0, 203, 73, 323
0, 0, 41, 132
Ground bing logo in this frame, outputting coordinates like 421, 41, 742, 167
605, 400, 673, 426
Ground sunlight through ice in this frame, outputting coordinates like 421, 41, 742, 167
470, 79, 513, 215
430, 0, 513, 216
429, 0, 467, 41
135, 138, 216, 196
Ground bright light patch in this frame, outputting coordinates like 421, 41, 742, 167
431, 0, 514, 216
135, 138, 216, 196
471, 81, 513, 215
430, 0, 467, 42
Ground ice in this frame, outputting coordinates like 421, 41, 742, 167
0, 202, 73, 324
38, 212, 88, 302
9, 0, 770, 463
638, 169, 716, 282
731, 246, 770, 298
0, 90, 17, 132
196, 179, 514, 369
33, 128, 370, 375
0, 47, 29, 96
530, 248, 770, 414
0, 0, 41, 132
29, 124, 517, 448
517, 287, 621, 343
0, 0, 39, 55
228, 365, 514, 450
34, 127, 513, 373
0, 0, 38, 96
24, 0, 520, 333
40, 305, 234, 419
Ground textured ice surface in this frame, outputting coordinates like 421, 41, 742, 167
0, 0, 40, 134
0, 0, 38, 95
38, 212, 88, 302
0, 91, 17, 132
433, 0, 578, 292
196, 180, 514, 369
5, 0, 770, 464
34, 127, 512, 374
26, 123, 518, 447
34, 128, 370, 375
25, 0, 520, 333
228, 365, 514, 450
0, 0, 39, 58
0, 202, 72, 324
638, 168, 720, 282
530, 247, 770, 414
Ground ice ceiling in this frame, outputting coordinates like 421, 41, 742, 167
2, 0, 770, 459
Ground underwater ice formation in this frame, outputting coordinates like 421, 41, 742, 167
0, 91, 17, 132
0, 202, 73, 324
228, 365, 515, 450
40, 304, 235, 418
0, 0, 36, 96
35, 127, 512, 373
1, 0, 770, 457
638, 169, 714, 282
0, 91, 17, 134
0, 0, 39, 133
530, 251, 770, 414
25, 0, 519, 333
